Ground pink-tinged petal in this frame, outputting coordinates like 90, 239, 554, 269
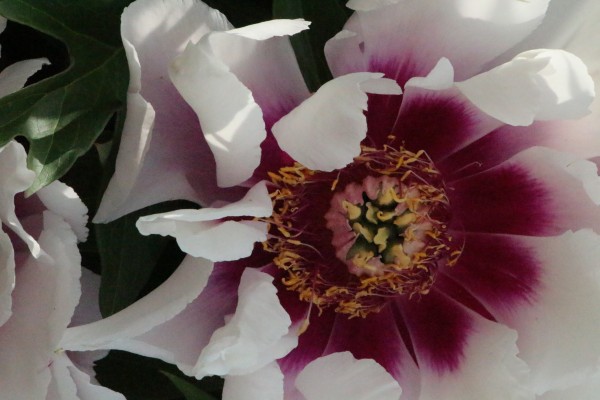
114, 261, 241, 372
0, 58, 49, 98
390, 83, 499, 162
170, 20, 309, 188
295, 352, 402, 400
272, 73, 401, 171
329, 0, 549, 83
0, 230, 15, 326
323, 306, 421, 400
448, 147, 600, 235
441, 232, 540, 314
456, 50, 595, 126
136, 181, 272, 261
205, 19, 309, 127
0, 141, 42, 257
222, 362, 284, 400
169, 40, 264, 188
0, 212, 82, 399
60, 256, 212, 355
189, 269, 295, 378
480, 231, 600, 394
402, 295, 533, 400
96, 0, 237, 222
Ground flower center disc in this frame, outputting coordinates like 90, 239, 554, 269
264, 145, 460, 318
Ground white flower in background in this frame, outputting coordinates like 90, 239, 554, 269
0, 16, 48, 98
82, 0, 600, 399
0, 140, 125, 399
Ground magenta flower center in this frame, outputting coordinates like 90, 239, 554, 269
263, 145, 461, 318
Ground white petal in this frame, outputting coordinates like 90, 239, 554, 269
190, 269, 295, 378
405, 57, 455, 91
295, 352, 402, 400
47, 353, 78, 400
0, 212, 82, 399
60, 256, 212, 354
457, 49, 595, 126
327, 0, 549, 81
324, 30, 368, 78
37, 180, 89, 242
414, 313, 533, 400
96, 0, 234, 222
272, 73, 401, 171
228, 19, 309, 40
223, 362, 284, 400
490, 230, 600, 394
346, 0, 400, 11
136, 181, 272, 261
66, 353, 126, 400
539, 366, 600, 400
170, 39, 265, 187
0, 141, 42, 258
0, 58, 49, 98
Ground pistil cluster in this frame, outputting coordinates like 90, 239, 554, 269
263, 145, 461, 318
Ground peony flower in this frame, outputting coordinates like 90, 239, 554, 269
84, 0, 600, 399
0, 141, 125, 399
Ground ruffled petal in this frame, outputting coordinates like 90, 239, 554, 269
37, 180, 89, 242
222, 362, 284, 400
327, 0, 549, 83
456, 49, 595, 126
0, 141, 42, 257
295, 352, 402, 400
0, 58, 49, 98
136, 181, 272, 261
272, 73, 401, 171
170, 19, 309, 187
209, 20, 310, 126
96, 0, 237, 222
189, 268, 295, 378
60, 256, 212, 357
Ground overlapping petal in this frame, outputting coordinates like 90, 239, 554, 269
136, 181, 272, 261
272, 73, 401, 171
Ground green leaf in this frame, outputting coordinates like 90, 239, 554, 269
162, 371, 218, 400
95, 351, 186, 400
273, 0, 350, 91
0, 0, 130, 193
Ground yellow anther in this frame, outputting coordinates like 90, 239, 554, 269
342, 200, 362, 220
